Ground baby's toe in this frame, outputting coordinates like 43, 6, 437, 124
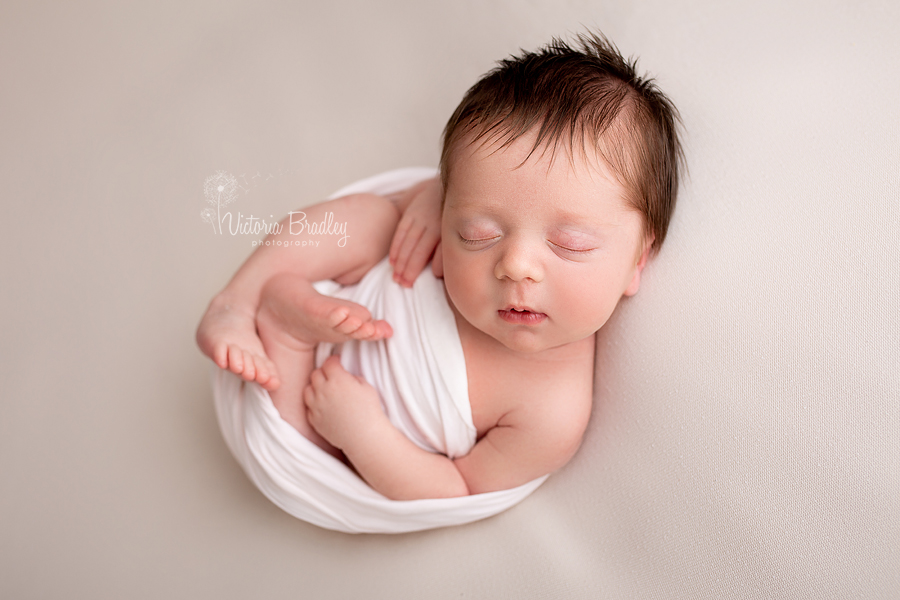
260, 358, 280, 388
253, 357, 271, 384
260, 359, 280, 389
261, 373, 281, 391
325, 306, 350, 328
349, 321, 377, 339
334, 315, 364, 335
213, 343, 229, 369
372, 320, 393, 339
240, 351, 257, 381
227, 345, 244, 373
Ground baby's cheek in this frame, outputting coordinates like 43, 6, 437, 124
560, 277, 606, 325
444, 270, 477, 313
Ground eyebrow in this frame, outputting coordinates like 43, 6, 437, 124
551, 222, 607, 241
441, 190, 488, 211
445, 186, 629, 233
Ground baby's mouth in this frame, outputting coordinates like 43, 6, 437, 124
498, 307, 547, 325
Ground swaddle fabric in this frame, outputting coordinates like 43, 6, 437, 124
212, 169, 547, 534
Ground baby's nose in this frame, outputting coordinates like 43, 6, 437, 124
494, 240, 544, 283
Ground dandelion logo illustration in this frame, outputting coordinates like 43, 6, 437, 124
202, 170, 239, 234
200, 207, 217, 233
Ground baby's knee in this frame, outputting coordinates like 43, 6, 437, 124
328, 193, 402, 282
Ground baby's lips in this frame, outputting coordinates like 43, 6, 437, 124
498, 308, 548, 325
503, 303, 544, 314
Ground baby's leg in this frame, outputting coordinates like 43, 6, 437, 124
255, 272, 392, 458
197, 193, 401, 390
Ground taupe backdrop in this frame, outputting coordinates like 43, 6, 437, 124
2, 1, 897, 598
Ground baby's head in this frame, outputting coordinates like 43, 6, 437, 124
437, 33, 685, 353
440, 32, 684, 256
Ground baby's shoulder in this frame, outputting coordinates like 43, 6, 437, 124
463, 344, 595, 483
506, 359, 593, 442
466, 336, 595, 444
456, 332, 596, 487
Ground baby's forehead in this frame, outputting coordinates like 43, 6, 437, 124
447, 150, 637, 229
447, 136, 627, 201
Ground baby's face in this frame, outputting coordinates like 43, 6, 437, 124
441, 132, 649, 354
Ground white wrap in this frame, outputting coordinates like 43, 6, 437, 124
212, 168, 548, 534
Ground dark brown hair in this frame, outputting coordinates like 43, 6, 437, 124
440, 32, 684, 254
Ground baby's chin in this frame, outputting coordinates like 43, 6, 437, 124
489, 326, 593, 356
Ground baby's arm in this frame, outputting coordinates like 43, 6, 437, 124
305, 358, 591, 499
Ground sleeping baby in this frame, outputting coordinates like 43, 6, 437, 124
197, 32, 683, 531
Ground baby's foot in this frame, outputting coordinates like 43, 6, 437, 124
196, 298, 280, 390
306, 294, 394, 343
260, 282, 393, 348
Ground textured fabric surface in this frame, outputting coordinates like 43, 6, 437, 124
1, 0, 897, 598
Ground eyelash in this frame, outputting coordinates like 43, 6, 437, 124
550, 241, 595, 254
460, 235, 595, 254
459, 235, 499, 246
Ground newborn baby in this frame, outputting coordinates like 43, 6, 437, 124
197, 33, 683, 509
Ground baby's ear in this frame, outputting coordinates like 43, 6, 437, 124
623, 235, 654, 297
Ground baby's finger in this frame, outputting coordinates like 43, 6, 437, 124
303, 385, 316, 412
309, 367, 326, 387
400, 230, 439, 285
321, 355, 345, 377
389, 217, 413, 265
393, 225, 425, 284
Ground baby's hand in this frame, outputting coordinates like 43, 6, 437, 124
196, 299, 280, 391
389, 177, 443, 287
304, 356, 386, 450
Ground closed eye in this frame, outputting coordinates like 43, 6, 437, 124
549, 240, 596, 254
459, 234, 500, 246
